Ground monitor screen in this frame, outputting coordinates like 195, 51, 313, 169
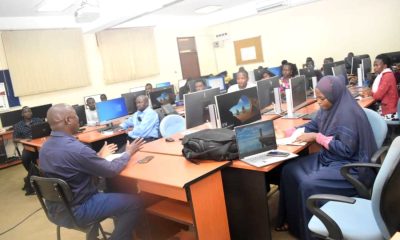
31, 104, 52, 120
184, 88, 220, 129
156, 82, 171, 88
206, 76, 226, 92
332, 64, 349, 85
268, 66, 282, 77
96, 97, 128, 124
256, 76, 279, 113
0, 109, 22, 128
149, 85, 176, 109
72, 105, 87, 127
215, 87, 261, 129
323, 62, 335, 76
129, 86, 145, 93
361, 58, 372, 75
121, 90, 146, 114
350, 57, 361, 75
290, 76, 307, 110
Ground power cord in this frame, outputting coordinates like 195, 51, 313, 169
0, 208, 42, 236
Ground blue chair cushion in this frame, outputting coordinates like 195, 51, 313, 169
159, 114, 185, 137
308, 197, 383, 240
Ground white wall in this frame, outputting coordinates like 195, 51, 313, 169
209, 0, 400, 77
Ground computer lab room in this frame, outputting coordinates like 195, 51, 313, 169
0, 0, 399, 239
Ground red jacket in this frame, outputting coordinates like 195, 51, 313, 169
373, 71, 399, 115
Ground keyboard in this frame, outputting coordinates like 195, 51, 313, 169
97, 125, 121, 133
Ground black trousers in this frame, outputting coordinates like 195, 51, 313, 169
21, 149, 38, 172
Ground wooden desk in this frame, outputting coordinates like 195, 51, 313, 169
112, 152, 231, 239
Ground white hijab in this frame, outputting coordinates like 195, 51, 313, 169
372, 68, 392, 93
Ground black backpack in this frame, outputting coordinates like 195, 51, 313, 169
182, 128, 238, 163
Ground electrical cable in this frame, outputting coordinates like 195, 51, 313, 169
0, 208, 42, 236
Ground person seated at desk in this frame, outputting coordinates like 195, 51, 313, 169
13, 106, 43, 195
363, 54, 399, 120
120, 95, 159, 142
276, 76, 377, 239
344, 52, 354, 74
227, 70, 256, 93
100, 94, 107, 102
194, 79, 206, 92
279, 62, 296, 95
145, 83, 153, 95
39, 104, 145, 240
85, 97, 99, 126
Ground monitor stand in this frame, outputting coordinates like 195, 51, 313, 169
281, 89, 305, 119
98, 122, 120, 133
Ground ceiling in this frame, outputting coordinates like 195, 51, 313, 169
0, 0, 316, 33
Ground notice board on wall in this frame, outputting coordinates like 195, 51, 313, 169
233, 36, 264, 65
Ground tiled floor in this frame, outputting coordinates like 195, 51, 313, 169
0, 164, 296, 240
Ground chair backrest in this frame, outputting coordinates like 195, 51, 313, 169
30, 176, 78, 227
371, 136, 400, 239
363, 108, 388, 150
159, 114, 185, 137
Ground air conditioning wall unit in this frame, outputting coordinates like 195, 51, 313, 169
256, 0, 287, 13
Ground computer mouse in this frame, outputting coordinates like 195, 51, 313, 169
165, 137, 175, 142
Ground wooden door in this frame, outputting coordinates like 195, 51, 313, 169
177, 37, 201, 79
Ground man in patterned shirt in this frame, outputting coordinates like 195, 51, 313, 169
13, 106, 43, 195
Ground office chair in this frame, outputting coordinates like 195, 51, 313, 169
30, 176, 109, 240
363, 108, 389, 164
159, 114, 185, 138
385, 98, 400, 142
306, 136, 400, 240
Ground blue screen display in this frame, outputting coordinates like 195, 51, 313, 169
268, 66, 282, 77
206, 77, 225, 91
156, 82, 171, 88
96, 97, 128, 123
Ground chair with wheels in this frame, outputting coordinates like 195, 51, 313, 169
307, 136, 400, 240
30, 176, 109, 240
159, 114, 185, 138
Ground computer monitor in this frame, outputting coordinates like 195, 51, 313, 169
96, 97, 128, 125
254, 68, 263, 81
184, 88, 220, 129
350, 57, 362, 75
155, 82, 171, 88
129, 86, 145, 93
215, 87, 261, 129
257, 76, 279, 113
289, 75, 307, 111
332, 64, 349, 85
72, 105, 87, 127
121, 90, 146, 114
268, 66, 282, 77
322, 62, 335, 76
383, 51, 400, 64
205, 76, 226, 93
361, 57, 372, 75
0, 109, 22, 128
31, 104, 52, 120
149, 85, 176, 109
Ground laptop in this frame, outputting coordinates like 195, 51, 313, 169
234, 120, 297, 167
31, 122, 51, 139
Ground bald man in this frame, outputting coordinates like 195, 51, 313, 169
39, 104, 145, 240
120, 95, 159, 142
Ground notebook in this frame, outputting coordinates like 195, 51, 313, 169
31, 122, 51, 139
234, 120, 298, 168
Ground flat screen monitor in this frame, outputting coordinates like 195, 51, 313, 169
156, 82, 171, 88
206, 76, 226, 92
149, 85, 176, 109
72, 105, 87, 127
254, 68, 264, 81
322, 62, 335, 76
31, 104, 52, 120
257, 76, 279, 113
215, 87, 261, 129
334, 60, 345, 66
361, 57, 372, 75
0, 109, 22, 128
96, 97, 128, 125
130, 86, 145, 93
383, 51, 400, 64
121, 90, 146, 114
332, 64, 349, 85
289, 76, 307, 111
350, 57, 361, 75
268, 66, 282, 77
184, 88, 220, 129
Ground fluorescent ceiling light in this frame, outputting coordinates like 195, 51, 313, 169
194, 5, 222, 14
37, 0, 75, 12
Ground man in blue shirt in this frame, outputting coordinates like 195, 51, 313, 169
120, 95, 159, 142
13, 106, 43, 195
39, 104, 145, 240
